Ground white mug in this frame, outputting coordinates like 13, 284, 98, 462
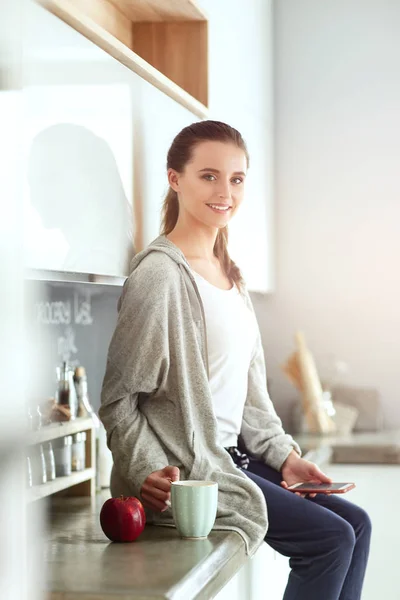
167, 480, 218, 539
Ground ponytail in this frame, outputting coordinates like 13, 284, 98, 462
160, 188, 179, 236
214, 227, 244, 292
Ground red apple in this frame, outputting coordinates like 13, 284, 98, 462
100, 495, 146, 542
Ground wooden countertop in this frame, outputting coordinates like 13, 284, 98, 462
45, 491, 247, 600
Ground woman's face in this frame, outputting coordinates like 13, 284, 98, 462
168, 140, 247, 230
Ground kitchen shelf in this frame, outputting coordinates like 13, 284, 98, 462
25, 268, 126, 287
28, 467, 95, 502
38, 0, 209, 118
28, 418, 97, 500
28, 417, 95, 446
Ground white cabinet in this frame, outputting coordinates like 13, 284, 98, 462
23, 2, 197, 277
23, 3, 134, 275
214, 543, 290, 600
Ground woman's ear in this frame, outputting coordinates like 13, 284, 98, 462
167, 168, 180, 193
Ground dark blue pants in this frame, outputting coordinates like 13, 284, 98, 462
243, 459, 371, 600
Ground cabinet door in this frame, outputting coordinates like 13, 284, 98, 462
23, 2, 134, 276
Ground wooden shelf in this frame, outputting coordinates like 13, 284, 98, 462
28, 468, 95, 502
107, 0, 207, 22
38, 0, 209, 118
29, 417, 95, 446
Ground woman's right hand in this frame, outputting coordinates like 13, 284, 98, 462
140, 466, 180, 512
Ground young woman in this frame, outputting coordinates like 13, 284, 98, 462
100, 120, 371, 600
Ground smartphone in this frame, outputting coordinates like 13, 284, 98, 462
287, 482, 355, 494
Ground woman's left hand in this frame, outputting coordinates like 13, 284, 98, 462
280, 451, 332, 498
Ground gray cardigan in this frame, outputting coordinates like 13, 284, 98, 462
99, 235, 301, 556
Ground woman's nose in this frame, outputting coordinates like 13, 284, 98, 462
217, 182, 231, 200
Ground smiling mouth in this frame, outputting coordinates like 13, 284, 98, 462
206, 204, 232, 213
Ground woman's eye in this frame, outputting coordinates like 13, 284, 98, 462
202, 174, 243, 184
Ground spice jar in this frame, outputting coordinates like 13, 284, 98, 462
71, 432, 86, 471
53, 436, 72, 477
44, 442, 56, 481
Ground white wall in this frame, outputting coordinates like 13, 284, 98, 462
137, 0, 275, 292
202, 0, 275, 292
24, 0, 274, 291
258, 0, 400, 429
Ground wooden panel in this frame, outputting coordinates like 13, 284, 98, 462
133, 21, 208, 107
86, 426, 96, 470
68, 0, 134, 48
107, 0, 207, 22
38, 0, 209, 117
63, 476, 94, 496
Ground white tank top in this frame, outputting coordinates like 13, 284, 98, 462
191, 270, 259, 448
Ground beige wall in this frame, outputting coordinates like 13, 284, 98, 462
256, 0, 400, 429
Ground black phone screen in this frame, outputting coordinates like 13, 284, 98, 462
293, 483, 352, 491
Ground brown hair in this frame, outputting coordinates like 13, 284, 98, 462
160, 120, 249, 291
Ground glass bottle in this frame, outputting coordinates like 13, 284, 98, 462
31, 445, 47, 485
35, 404, 43, 430
73, 366, 99, 426
26, 454, 32, 488
44, 442, 56, 481
39, 444, 47, 484
56, 361, 78, 419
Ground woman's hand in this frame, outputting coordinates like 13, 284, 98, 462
280, 451, 332, 498
140, 465, 180, 512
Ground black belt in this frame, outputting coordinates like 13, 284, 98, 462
224, 446, 250, 470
